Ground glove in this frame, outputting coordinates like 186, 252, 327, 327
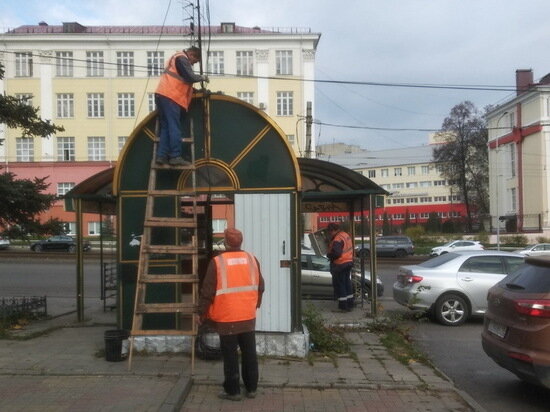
201, 75, 210, 83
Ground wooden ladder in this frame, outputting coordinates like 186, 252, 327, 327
128, 133, 199, 372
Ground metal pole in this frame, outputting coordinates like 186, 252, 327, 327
304, 102, 312, 158
495, 111, 508, 251
76, 198, 84, 322
369, 195, 377, 317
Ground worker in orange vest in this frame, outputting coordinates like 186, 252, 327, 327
199, 228, 265, 401
155, 46, 208, 166
326, 222, 354, 312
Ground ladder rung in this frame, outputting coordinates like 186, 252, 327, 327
148, 190, 197, 197
153, 163, 195, 170
137, 302, 196, 314
152, 137, 193, 144
130, 329, 196, 336
141, 274, 198, 283
145, 245, 198, 254
144, 217, 197, 228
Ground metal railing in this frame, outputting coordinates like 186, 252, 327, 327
101, 263, 118, 312
0, 296, 47, 326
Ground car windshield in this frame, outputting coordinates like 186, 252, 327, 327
310, 255, 330, 271
419, 252, 460, 268
500, 262, 550, 292
440, 241, 454, 247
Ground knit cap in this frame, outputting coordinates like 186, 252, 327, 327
224, 228, 243, 248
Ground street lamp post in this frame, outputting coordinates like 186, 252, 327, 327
495, 111, 508, 251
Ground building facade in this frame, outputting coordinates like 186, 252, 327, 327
316, 142, 466, 230
487, 69, 550, 236
0, 22, 320, 235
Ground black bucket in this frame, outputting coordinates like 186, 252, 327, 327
104, 329, 129, 362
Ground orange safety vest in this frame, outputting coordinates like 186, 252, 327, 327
329, 231, 354, 265
155, 51, 194, 110
207, 251, 260, 323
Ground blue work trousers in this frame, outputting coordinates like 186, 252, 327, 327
331, 262, 354, 310
155, 94, 187, 159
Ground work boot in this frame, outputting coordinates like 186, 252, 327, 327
155, 156, 168, 165
169, 156, 191, 166
218, 391, 242, 401
245, 390, 257, 399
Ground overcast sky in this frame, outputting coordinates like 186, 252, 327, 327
2, 0, 550, 150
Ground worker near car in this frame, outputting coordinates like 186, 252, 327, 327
155, 46, 209, 166
198, 228, 265, 401
326, 222, 354, 312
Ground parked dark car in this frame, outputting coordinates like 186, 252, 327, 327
356, 235, 414, 258
482, 255, 550, 388
30, 235, 91, 252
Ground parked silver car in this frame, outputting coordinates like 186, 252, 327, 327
393, 251, 524, 326
301, 252, 384, 300
514, 243, 550, 257
430, 240, 484, 256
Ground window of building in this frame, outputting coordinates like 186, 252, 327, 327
236, 51, 253, 76
436, 164, 445, 173
117, 93, 135, 117
434, 180, 446, 186
237, 92, 254, 105
88, 221, 101, 236
420, 197, 432, 203
393, 198, 404, 204
87, 93, 104, 118
55, 51, 73, 77
207, 51, 224, 75
510, 187, 517, 211
15, 52, 33, 77
147, 51, 164, 76
63, 222, 76, 235
15, 93, 33, 106
57, 137, 75, 161
118, 136, 127, 153
276, 91, 293, 116
380, 184, 391, 190
434, 196, 446, 202
276, 50, 293, 75
286, 134, 295, 144
408, 166, 415, 176
57, 182, 75, 196
394, 167, 402, 176
116, 51, 134, 77
392, 183, 404, 189
420, 212, 430, 219
56, 93, 74, 118
148, 93, 155, 112
16, 137, 34, 162
393, 214, 404, 219
88, 136, 106, 161
381, 168, 389, 177
421, 165, 430, 175
212, 218, 227, 233
450, 194, 461, 202
419, 181, 432, 187
368, 170, 376, 178
410, 213, 416, 219
86, 51, 104, 77
406, 197, 418, 203
510, 145, 516, 177
406, 182, 418, 188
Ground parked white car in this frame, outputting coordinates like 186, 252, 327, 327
430, 240, 484, 256
514, 243, 550, 256
0, 236, 10, 250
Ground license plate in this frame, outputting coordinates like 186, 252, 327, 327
488, 320, 507, 339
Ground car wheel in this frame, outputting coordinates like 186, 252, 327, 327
68, 245, 76, 253
434, 293, 469, 326
395, 249, 407, 258
441, 251, 448, 255
352, 277, 371, 301
34, 244, 42, 252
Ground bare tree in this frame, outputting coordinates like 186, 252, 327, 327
433, 101, 488, 232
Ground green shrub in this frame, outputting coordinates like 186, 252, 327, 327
302, 303, 349, 354
474, 231, 489, 244
536, 236, 550, 243
501, 234, 528, 247
405, 225, 425, 243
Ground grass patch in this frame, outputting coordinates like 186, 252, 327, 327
303, 303, 349, 355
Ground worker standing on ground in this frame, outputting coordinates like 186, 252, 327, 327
155, 46, 208, 166
199, 228, 265, 401
326, 222, 355, 312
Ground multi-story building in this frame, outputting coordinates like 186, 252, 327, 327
487, 69, 550, 236
316, 141, 466, 230
0, 21, 320, 235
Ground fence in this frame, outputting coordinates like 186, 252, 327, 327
101, 263, 118, 312
0, 296, 47, 326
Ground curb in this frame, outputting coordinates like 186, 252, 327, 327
159, 376, 193, 412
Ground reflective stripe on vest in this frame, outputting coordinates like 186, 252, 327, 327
207, 251, 260, 323
155, 51, 194, 109
330, 231, 354, 264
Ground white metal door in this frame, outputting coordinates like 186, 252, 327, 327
235, 193, 291, 332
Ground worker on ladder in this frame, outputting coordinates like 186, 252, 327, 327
154, 46, 209, 166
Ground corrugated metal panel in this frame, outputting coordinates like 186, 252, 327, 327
235, 193, 291, 332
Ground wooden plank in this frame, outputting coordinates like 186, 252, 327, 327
136, 302, 196, 313
140, 274, 198, 283
144, 217, 196, 228
130, 329, 197, 336
148, 190, 196, 197
145, 245, 199, 254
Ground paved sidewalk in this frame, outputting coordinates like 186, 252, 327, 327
0, 300, 484, 411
